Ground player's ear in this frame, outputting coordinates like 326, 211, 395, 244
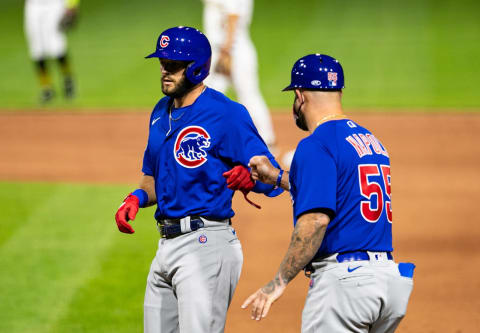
294, 89, 303, 102
297, 89, 306, 104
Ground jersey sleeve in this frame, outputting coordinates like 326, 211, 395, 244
141, 144, 154, 176
141, 105, 158, 177
218, 104, 282, 197
292, 139, 337, 219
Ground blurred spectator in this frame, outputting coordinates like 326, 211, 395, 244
202, 0, 277, 151
24, 0, 79, 104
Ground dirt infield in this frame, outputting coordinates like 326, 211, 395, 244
1, 111, 479, 332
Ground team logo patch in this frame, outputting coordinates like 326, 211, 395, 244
160, 35, 170, 48
311, 80, 321, 86
198, 234, 208, 244
328, 72, 338, 87
174, 126, 211, 168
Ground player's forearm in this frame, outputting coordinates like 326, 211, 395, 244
277, 169, 290, 191
263, 155, 290, 191
223, 14, 239, 51
274, 212, 329, 285
261, 168, 290, 191
249, 155, 290, 192
139, 174, 157, 207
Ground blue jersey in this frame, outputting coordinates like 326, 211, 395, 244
289, 119, 393, 257
142, 87, 282, 221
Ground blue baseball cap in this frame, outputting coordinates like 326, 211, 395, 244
283, 54, 345, 91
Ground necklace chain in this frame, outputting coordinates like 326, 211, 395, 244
166, 86, 207, 136
315, 114, 347, 129
166, 103, 185, 136
169, 104, 184, 121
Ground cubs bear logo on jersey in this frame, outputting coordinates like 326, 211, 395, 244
174, 126, 211, 168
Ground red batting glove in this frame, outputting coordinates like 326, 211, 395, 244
223, 165, 255, 192
223, 165, 261, 209
115, 193, 139, 234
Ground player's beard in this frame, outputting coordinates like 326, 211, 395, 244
293, 96, 308, 131
162, 74, 195, 98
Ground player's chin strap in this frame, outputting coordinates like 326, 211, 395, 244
241, 190, 261, 209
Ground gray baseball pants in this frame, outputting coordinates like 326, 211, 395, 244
144, 222, 243, 333
302, 252, 414, 333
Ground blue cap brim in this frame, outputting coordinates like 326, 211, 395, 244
144, 49, 194, 61
145, 50, 169, 59
145, 52, 158, 59
282, 85, 295, 91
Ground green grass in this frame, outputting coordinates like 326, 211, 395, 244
0, 0, 479, 109
0, 182, 158, 332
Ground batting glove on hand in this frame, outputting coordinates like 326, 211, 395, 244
223, 165, 261, 209
115, 193, 139, 234
223, 165, 255, 191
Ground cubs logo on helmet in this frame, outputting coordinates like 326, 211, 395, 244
159, 35, 170, 48
174, 126, 211, 168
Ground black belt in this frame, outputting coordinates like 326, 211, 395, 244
156, 216, 230, 239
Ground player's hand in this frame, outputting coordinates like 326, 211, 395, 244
215, 49, 232, 76
223, 165, 262, 209
115, 193, 139, 234
59, 8, 78, 31
248, 155, 278, 185
241, 278, 287, 320
223, 165, 255, 192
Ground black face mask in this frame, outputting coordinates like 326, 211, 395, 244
293, 95, 308, 131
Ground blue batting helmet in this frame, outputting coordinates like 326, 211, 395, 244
282, 54, 344, 91
145, 26, 212, 85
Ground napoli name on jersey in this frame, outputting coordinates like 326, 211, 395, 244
289, 119, 392, 257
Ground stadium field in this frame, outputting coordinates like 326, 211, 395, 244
1, 112, 480, 332
1, 0, 479, 109
1, 0, 480, 332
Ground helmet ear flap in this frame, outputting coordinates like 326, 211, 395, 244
185, 57, 211, 85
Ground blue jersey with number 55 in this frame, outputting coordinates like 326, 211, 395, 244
289, 119, 393, 257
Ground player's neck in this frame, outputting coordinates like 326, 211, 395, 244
305, 103, 344, 132
173, 84, 206, 108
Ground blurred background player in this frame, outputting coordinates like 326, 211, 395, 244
201, 0, 277, 151
24, 0, 79, 104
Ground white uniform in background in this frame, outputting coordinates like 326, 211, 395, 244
202, 0, 276, 147
24, 0, 67, 60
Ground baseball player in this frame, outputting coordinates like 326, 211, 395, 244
201, 0, 277, 150
24, 0, 79, 103
114, 26, 282, 333
242, 54, 415, 332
